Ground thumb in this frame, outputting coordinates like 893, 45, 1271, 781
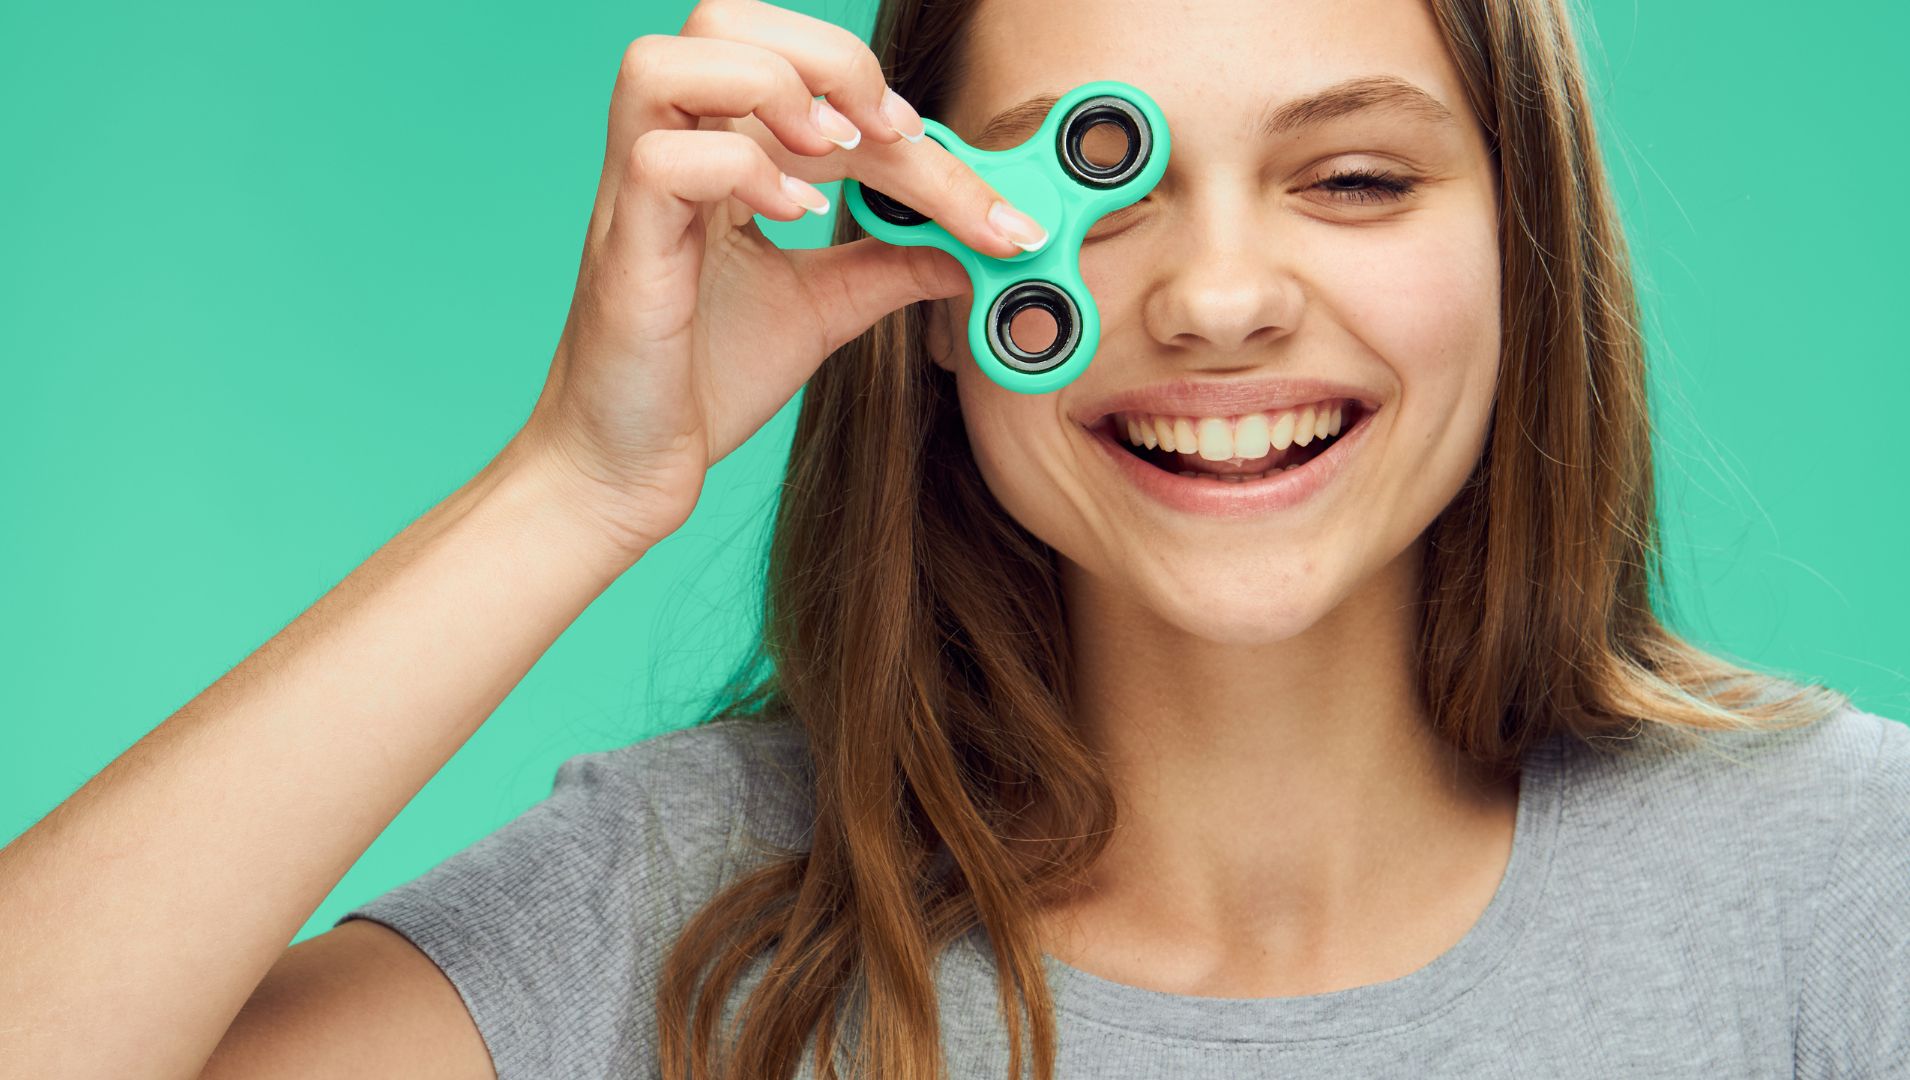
787, 237, 970, 356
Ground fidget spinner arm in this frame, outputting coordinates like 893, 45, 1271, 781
843, 80, 1172, 395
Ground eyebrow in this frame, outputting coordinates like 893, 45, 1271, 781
972, 75, 1457, 148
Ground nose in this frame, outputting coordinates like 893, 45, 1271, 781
1139, 184, 1301, 358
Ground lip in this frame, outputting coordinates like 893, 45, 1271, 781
1084, 403, 1376, 518
1069, 375, 1383, 427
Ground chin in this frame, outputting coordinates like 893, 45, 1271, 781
1125, 554, 1351, 647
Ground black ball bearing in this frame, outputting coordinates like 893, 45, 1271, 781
1057, 95, 1152, 190
987, 280, 1081, 374
859, 183, 928, 227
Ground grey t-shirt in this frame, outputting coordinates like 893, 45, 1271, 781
336, 704, 1910, 1078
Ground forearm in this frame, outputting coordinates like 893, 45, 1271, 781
0, 435, 642, 1079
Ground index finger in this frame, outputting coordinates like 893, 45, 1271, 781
680, 0, 911, 149
681, 0, 1046, 260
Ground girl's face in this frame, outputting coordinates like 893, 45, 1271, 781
925, 0, 1502, 645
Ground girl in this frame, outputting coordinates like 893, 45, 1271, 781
4, 0, 1903, 1077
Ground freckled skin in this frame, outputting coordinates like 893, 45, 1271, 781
920, 0, 1515, 995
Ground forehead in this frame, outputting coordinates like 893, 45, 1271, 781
951, 0, 1473, 143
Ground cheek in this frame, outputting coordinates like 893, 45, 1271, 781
958, 373, 1045, 497
1331, 210, 1501, 473
953, 361, 1109, 553
1343, 219, 1496, 371
1077, 239, 1144, 328
929, 296, 1067, 523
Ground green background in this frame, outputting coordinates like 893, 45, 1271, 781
3, 0, 1904, 947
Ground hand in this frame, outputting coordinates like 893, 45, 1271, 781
514, 0, 1045, 556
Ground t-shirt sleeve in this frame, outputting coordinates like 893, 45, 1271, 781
1793, 710, 1910, 1079
331, 724, 760, 1079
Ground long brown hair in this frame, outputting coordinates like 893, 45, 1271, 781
654, 1, 1849, 1076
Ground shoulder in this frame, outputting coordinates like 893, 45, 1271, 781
1783, 701, 1910, 909
553, 714, 817, 898
330, 713, 818, 1078
1553, 698, 1906, 949
1763, 700, 1909, 901
1722, 701, 1910, 911
1554, 698, 1908, 1073
1770, 704, 1910, 1075
1561, 697, 1904, 845
556, 712, 814, 816
336, 712, 816, 946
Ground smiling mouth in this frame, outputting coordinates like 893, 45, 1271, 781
1090, 399, 1372, 482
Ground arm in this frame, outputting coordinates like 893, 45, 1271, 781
0, 435, 642, 1080
1, 2, 1004, 1073
198, 919, 492, 1080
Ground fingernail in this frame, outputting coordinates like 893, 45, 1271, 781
988, 200, 1048, 252
811, 97, 862, 150
881, 87, 926, 142
780, 172, 831, 215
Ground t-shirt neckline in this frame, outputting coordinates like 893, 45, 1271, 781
953, 729, 1569, 1046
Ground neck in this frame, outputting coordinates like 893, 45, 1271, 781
1048, 539, 1519, 994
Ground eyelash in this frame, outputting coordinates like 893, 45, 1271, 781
1094, 166, 1419, 230
1312, 166, 1419, 203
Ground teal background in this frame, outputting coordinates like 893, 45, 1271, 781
2, 1, 1904, 947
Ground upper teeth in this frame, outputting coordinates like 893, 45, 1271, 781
1116, 401, 1347, 462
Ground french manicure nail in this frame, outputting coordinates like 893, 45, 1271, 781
988, 200, 1048, 252
881, 87, 926, 142
811, 97, 862, 150
780, 172, 831, 215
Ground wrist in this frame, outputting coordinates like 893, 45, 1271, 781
485, 432, 655, 572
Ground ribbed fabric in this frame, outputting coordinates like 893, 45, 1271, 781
336, 705, 1909, 1079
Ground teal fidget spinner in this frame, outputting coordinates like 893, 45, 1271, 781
843, 80, 1171, 395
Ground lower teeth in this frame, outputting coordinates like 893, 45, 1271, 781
1175, 464, 1302, 481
